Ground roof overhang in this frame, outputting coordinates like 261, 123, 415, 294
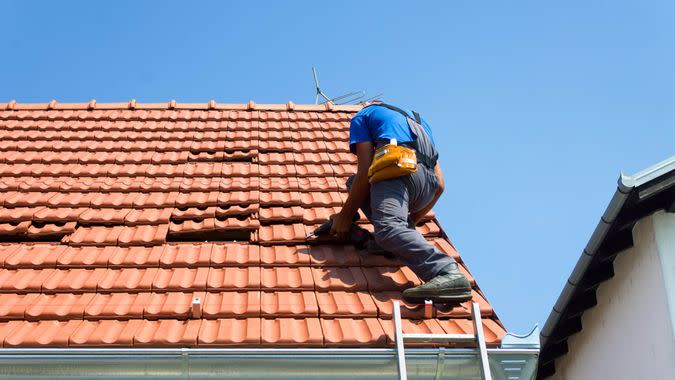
538, 156, 675, 378
0, 347, 539, 380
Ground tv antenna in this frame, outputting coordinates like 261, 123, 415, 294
312, 67, 382, 105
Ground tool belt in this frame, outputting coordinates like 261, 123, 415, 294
363, 102, 438, 184
368, 139, 417, 184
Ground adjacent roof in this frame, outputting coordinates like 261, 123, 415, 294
0, 100, 505, 349
538, 156, 675, 378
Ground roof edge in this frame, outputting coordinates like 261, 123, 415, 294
539, 155, 675, 378
0, 100, 363, 112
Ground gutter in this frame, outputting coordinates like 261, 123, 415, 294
0, 347, 539, 380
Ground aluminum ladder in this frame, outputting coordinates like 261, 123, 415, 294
393, 301, 492, 380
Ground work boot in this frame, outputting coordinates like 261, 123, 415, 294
365, 239, 396, 259
402, 263, 472, 304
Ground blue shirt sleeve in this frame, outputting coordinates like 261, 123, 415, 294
349, 109, 372, 153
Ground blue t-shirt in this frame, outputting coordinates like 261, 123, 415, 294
349, 104, 436, 153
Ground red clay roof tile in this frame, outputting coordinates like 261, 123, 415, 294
207, 267, 260, 290
202, 291, 260, 318
70, 319, 141, 346
261, 318, 323, 346
312, 267, 368, 291
85, 293, 150, 319
260, 291, 318, 317
321, 318, 387, 347
134, 319, 200, 347
198, 319, 260, 346
144, 291, 205, 319
25, 293, 95, 320
259, 245, 311, 267
316, 291, 378, 317
210, 243, 259, 266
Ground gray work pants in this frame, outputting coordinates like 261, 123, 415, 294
347, 166, 456, 281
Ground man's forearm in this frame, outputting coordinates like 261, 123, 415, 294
340, 172, 370, 218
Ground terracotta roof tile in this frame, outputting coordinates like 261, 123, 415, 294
203, 291, 260, 318
152, 267, 208, 292
3, 320, 82, 347
320, 318, 387, 347
312, 267, 368, 291
316, 291, 378, 317
98, 268, 158, 292
257, 224, 307, 244
362, 267, 422, 291
70, 319, 141, 346
198, 319, 260, 346
260, 291, 318, 317
259, 245, 311, 266
210, 243, 259, 266
261, 318, 323, 346
144, 291, 205, 319
207, 267, 260, 290
309, 244, 361, 267
25, 293, 95, 320
133, 319, 200, 347
0, 103, 503, 348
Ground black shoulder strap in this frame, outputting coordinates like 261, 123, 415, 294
366, 103, 421, 123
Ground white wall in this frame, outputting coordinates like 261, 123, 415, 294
551, 211, 675, 380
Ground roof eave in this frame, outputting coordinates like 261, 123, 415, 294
539, 155, 675, 377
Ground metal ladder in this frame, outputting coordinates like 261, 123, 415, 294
393, 301, 492, 380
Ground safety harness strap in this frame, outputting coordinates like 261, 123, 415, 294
364, 103, 437, 169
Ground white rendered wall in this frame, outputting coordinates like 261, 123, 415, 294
551, 211, 675, 380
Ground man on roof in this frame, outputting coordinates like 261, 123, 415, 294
329, 101, 472, 304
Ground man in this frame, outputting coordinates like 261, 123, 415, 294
329, 101, 472, 304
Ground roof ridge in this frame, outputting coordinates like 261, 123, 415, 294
0, 100, 363, 112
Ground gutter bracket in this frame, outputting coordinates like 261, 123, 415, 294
433, 346, 445, 380
181, 348, 189, 380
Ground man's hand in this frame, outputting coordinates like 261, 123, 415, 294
329, 212, 352, 240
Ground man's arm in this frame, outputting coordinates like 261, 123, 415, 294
410, 162, 445, 224
330, 141, 373, 239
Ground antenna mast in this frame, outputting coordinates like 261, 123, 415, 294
312, 67, 380, 105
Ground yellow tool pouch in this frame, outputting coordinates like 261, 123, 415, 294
368, 140, 417, 184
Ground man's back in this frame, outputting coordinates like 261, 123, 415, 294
349, 104, 436, 153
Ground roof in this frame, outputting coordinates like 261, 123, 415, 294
538, 155, 675, 378
0, 100, 505, 349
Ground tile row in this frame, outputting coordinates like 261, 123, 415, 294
0, 176, 349, 192
0, 109, 353, 123
0, 316, 504, 347
0, 290, 493, 321
0, 191, 260, 208
0, 163, 356, 178
0, 151, 354, 165
0, 265, 474, 293
0, 139, 351, 153
0, 219, 444, 246
0, 129, 350, 143
0, 239, 456, 269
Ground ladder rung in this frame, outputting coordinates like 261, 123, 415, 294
402, 333, 475, 343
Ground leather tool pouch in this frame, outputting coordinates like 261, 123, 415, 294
367, 140, 417, 184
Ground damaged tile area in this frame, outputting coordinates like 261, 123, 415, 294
0, 102, 505, 348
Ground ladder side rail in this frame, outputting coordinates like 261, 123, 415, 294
471, 302, 493, 380
393, 301, 408, 380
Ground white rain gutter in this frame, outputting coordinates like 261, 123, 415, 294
0, 347, 539, 380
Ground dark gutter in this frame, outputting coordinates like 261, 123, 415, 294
538, 156, 675, 379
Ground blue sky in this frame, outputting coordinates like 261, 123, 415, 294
2, 1, 673, 334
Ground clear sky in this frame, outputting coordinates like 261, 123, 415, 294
2, 1, 673, 334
